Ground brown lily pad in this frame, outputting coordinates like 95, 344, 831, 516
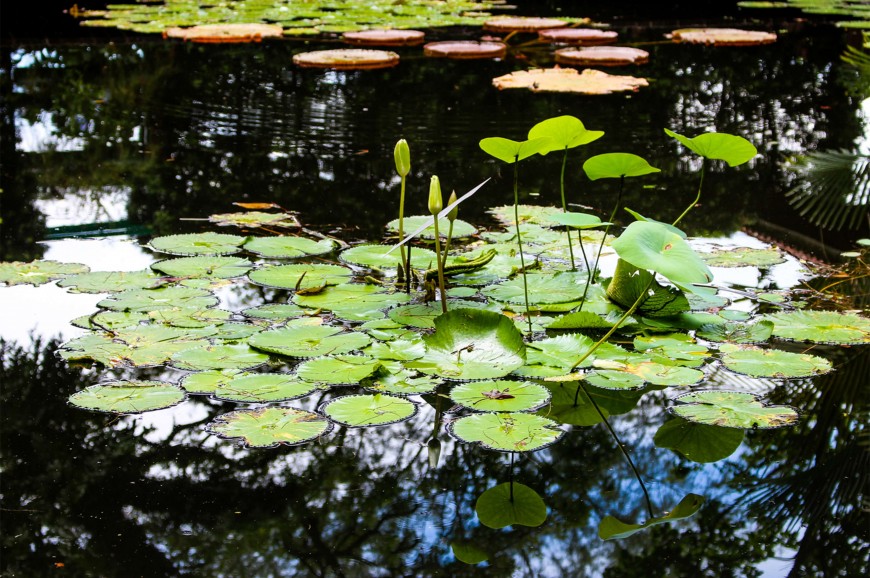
555, 46, 649, 66
670, 28, 777, 46
483, 17, 570, 32
163, 23, 283, 43
492, 67, 648, 94
293, 49, 400, 70
423, 41, 507, 60
342, 29, 425, 47
538, 28, 618, 45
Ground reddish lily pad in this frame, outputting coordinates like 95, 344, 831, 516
293, 49, 400, 70
538, 28, 618, 45
670, 28, 777, 46
493, 68, 648, 94
483, 17, 569, 32
164, 24, 284, 43
423, 41, 507, 59
555, 46, 649, 66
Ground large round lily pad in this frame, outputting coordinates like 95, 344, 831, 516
449, 412, 564, 452
386, 216, 477, 239
243, 236, 336, 259
293, 283, 412, 321
538, 28, 618, 45
170, 344, 270, 371
97, 286, 219, 312
718, 344, 833, 378
293, 49, 400, 70
555, 46, 649, 66
213, 373, 317, 403
148, 232, 247, 256
0, 260, 89, 286
206, 407, 332, 448
493, 68, 649, 94
69, 380, 186, 414
164, 23, 283, 43
57, 269, 166, 293
248, 263, 352, 290
670, 391, 799, 429
670, 28, 777, 46
340, 244, 438, 273
248, 325, 370, 358
450, 380, 550, 412
699, 246, 785, 268
423, 41, 506, 59
296, 354, 382, 385
762, 310, 870, 344
151, 256, 253, 279
321, 393, 417, 427
343, 29, 425, 46
209, 211, 299, 228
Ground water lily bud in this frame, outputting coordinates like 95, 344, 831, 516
394, 139, 411, 177
428, 175, 443, 216
427, 437, 441, 469
447, 190, 459, 222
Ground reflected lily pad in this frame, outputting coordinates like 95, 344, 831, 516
151, 256, 253, 279
243, 236, 335, 258
449, 412, 564, 452
654, 417, 745, 463
475, 482, 547, 529
451, 541, 489, 565
58, 269, 166, 293
213, 373, 317, 403
171, 344, 270, 371
69, 380, 185, 414
0, 260, 89, 286
248, 263, 352, 290
206, 407, 331, 448
148, 232, 247, 256
671, 391, 799, 429
248, 325, 370, 358
321, 393, 417, 427
762, 310, 870, 344
599, 494, 705, 540
450, 380, 550, 412
718, 344, 832, 378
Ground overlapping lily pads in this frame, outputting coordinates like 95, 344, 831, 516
98, 286, 219, 312
0, 260, 89, 286
670, 391, 799, 428
340, 244, 438, 273
212, 373, 317, 403
248, 325, 370, 358
248, 263, 352, 290
293, 283, 412, 321
718, 344, 832, 378
599, 494, 705, 540
762, 310, 870, 344
296, 354, 382, 385
206, 407, 332, 448
151, 256, 253, 279
170, 343, 270, 371
244, 236, 335, 259
69, 380, 186, 414
58, 269, 166, 293
450, 380, 550, 412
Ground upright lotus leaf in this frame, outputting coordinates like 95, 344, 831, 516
180, 369, 247, 394
475, 483, 548, 529
69, 380, 186, 414
206, 407, 331, 448
654, 417, 745, 463
449, 412, 564, 452
148, 232, 247, 256
208, 211, 299, 228
57, 269, 166, 293
407, 309, 526, 380
248, 325, 370, 358
151, 256, 253, 279
98, 286, 219, 312
718, 344, 833, 378
213, 373, 317, 403
583, 153, 660, 180
762, 310, 870, 344
321, 393, 417, 427
296, 354, 382, 385
243, 236, 336, 259
0, 260, 89, 286
170, 343, 270, 371
450, 380, 551, 412
599, 494, 705, 540
611, 221, 713, 289
479, 137, 552, 164
664, 129, 757, 167
670, 391, 799, 429
248, 263, 351, 290
528, 115, 604, 155
623, 208, 688, 238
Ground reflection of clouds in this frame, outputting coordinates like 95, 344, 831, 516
34, 188, 130, 228
15, 112, 86, 153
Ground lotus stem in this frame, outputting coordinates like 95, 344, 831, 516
509, 452, 515, 502
559, 147, 577, 271
429, 176, 448, 314
513, 159, 533, 336
672, 160, 705, 227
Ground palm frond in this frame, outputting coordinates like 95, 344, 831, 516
786, 149, 870, 231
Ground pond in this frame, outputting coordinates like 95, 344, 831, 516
1, 2, 868, 577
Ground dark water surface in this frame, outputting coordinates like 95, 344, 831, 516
1, 3, 868, 577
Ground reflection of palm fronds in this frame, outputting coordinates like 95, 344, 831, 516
786, 150, 870, 231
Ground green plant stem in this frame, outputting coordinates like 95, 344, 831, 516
581, 381, 655, 519
672, 162, 705, 226
399, 175, 409, 292
559, 147, 577, 271
509, 452, 515, 502
432, 219, 448, 314
580, 175, 624, 311
440, 221, 454, 272
513, 159, 533, 336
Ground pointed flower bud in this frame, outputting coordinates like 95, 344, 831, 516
447, 190, 458, 222
394, 139, 411, 177
428, 175, 443, 216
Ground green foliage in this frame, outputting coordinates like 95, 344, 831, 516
528, 115, 604, 153
206, 407, 331, 448
583, 153, 660, 180
664, 129, 757, 167
479, 137, 553, 164
599, 494, 705, 540
475, 482, 548, 529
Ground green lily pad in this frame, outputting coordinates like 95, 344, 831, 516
407, 309, 526, 380
479, 137, 552, 164
365, 337, 426, 362
695, 320, 774, 343
386, 215, 477, 239
180, 369, 247, 394
209, 211, 299, 228
670, 391, 799, 429
528, 115, 604, 153
664, 129, 757, 167
699, 246, 786, 268
591, 359, 704, 387
488, 205, 564, 226
537, 382, 643, 426
654, 417, 745, 463
249, 325, 370, 358
718, 344, 833, 378
243, 236, 336, 258
321, 393, 417, 427
387, 300, 488, 328
69, 380, 186, 414
293, 283, 412, 322
584, 369, 646, 390
71, 310, 148, 331
449, 412, 564, 452
545, 311, 617, 331
363, 368, 440, 395
482, 272, 588, 305
98, 287, 219, 312
248, 263, 352, 290
451, 541, 489, 565
151, 256, 254, 279
207, 321, 265, 341
148, 232, 247, 256
548, 212, 611, 229
59, 333, 132, 367
634, 333, 709, 367
606, 261, 692, 317
525, 334, 633, 372
450, 380, 551, 412
475, 482, 547, 529
583, 152, 660, 180
147, 307, 234, 328
339, 244, 438, 274
599, 494, 705, 540
57, 269, 166, 293
170, 343, 270, 371
213, 373, 317, 403
241, 303, 308, 322
762, 310, 870, 344
611, 221, 713, 288
296, 354, 382, 385
0, 260, 89, 286
206, 407, 331, 448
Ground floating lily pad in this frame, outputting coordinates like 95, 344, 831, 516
293, 49, 399, 70
670, 27, 777, 46
488, 205, 564, 226
296, 354, 382, 385
449, 412, 564, 452
365, 336, 426, 362
151, 256, 253, 279
545, 311, 617, 331
343, 29, 425, 46
423, 41, 507, 59
364, 368, 440, 395
548, 212, 610, 229
57, 269, 166, 293
699, 246, 786, 268
591, 359, 705, 387
483, 16, 567, 32
248, 325, 370, 358
71, 310, 148, 331
59, 333, 132, 367
450, 380, 550, 412
387, 301, 485, 328
243, 236, 336, 259
208, 321, 265, 341
340, 243, 438, 273
180, 369, 247, 394
654, 417, 745, 463
321, 393, 417, 427
634, 333, 709, 367
762, 310, 870, 344
171, 344, 270, 371
386, 215, 477, 239
98, 286, 219, 312
206, 407, 332, 448
695, 320, 774, 343
164, 23, 284, 43
0, 260, 89, 286
670, 391, 799, 429
493, 68, 649, 94
69, 380, 185, 414
525, 333, 632, 372
482, 272, 587, 305
147, 307, 233, 328
555, 46, 649, 66
407, 309, 526, 381
293, 283, 412, 321
248, 263, 352, 290
718, 344, 833, 378
241, 303, 308, 321
538, 28, 618, 44
475, 483, 547, 529
209, 211, 299, 228
213, 373, 317, 403
599, 494, 705, 540
148, 232, 247, 256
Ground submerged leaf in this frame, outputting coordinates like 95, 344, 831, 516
475, 482, 548, 529
654, 417, 745, 463
599, 494, 705, 540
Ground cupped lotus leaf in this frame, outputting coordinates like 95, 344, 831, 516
206, 407, 331, 448
170, 343, 270, 371
151, 256, 253, 279
180, 369, 247, 394
59, 333, 131, 367
493, 68, 649, 95
611, 221, 713, 287
664, 129, 757, 167
634, 334, 710, 367
293, 283, 412, 321
69, 380, 186, 414
147, 307, 233, 328
321, 393, 417, 427
591, 359, 704, 387
407, 309, 526, 381
249, 325, 370, 358
57, 269, 166, 293
718, 344, 833, 378
449, 412, 564, 452
762, 310, 870, 344
654, 417, 745, 463
208, 211, 299, 228
386, 216, 476, 239
528, 115, 604, 154
699, 246, 786, 268
475, 482, 548, 530
71, 310, 148, 331
243, 236, 335, 258
213, 373, 317, 403
248, 263, 352, 290
364, 369, 440, 395
583, 153, 661, 181
241, 303, 308, 322
451, 541, 489, 565
607, 261, 692, 317
482, 272, 588, 305
488, 205, 564, 226
450, 380, 550, 412
148, 232, 247, 256
695, 320, 774, 343
365, 337, 426, 362
599, 494, 705, 540
671, 390, 799, 429
0, 260, 89, 286
340, 244, 438, 273
479, 137, 553, 164
548, 212, 611, 229
296, 354, 382, 385
98, 286, 219, 312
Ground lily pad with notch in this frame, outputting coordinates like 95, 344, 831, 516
151, 256, 254, 279
762, 310, 870, 344
248, 263, 352, 291
296, 354, 382, 385
363, 368, 440, 395
170, 343, 270, 371
0, 260, 89, 286
213, 373, 317, 403
699, 246, 785, 268
148, 232, 248, 256
449, 412, 565, 452
340, 244, 438, 274
321, 393, 417, 427
69, 380, 186, 414
482, 271, 588, 305
243, 236, 336, 259
718, 344, 832, 378
670, 390, 799, 429
475, 482, 547, 529
293, 283, 412, 322
98, 286, 219, 312
206, 407, 332, 448
58, 269, 166, 293
248, 325, 371, 358
695, 320, 774, 343
180, 369, 247, 394
450, 379, 551, 412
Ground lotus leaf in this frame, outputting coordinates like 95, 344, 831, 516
492, 68, 649, 95
181, 369, 247, 394
58, 269, 166, 293
611, 221, 713, 288
170, 344, 270, 371
695, 320, 774, 343
151, 256, 253, 279
479, 137, 553, 164
762, 310, 870, 344
718, 344, 833, 378
340, 244, 438, 273
386, 216, 476, 239
475, 482, 547, 530
664, 129, 757, 167
213, 373, 317, 403
148, 232, 247, 256
482, 272, 588, 305
293, 283, 412, 322
583, 153, 661, 181
248, 325, 370, 358
69, 380, 186, 414
599, 494, 705, 540
206, 407, 331, 448
0, 260, 89, 286
296, 354, 382, 385
654, 417, 745, 463
699, 246, 786, 268
241, 303, 308, 321
208, 211, 299, 228
243, 236, 335, 258
248, 263, 351, 290
98, 287, 219, 312
450, 380, 550, 412
449, 412, 564, 452
528, 115, 604, 154
670, 391, 799, 428
321, 393, 417, 427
